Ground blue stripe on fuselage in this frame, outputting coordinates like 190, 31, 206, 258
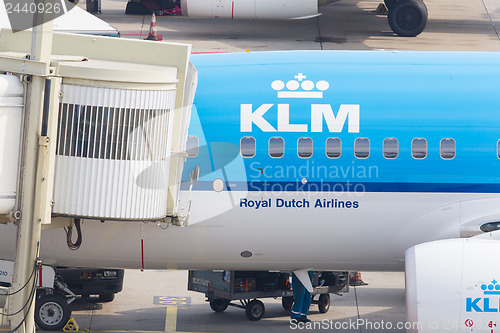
181, 181, 500, 193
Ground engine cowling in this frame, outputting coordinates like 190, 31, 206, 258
406, 238, 500, 332
180, 0, 319, 20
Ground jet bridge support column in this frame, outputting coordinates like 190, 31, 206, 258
10, 13, 56, 333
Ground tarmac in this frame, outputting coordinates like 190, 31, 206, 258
2, 0, 500, 332
68, 270, 406, 333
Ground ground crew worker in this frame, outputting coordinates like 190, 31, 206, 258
290, 271, 313, 323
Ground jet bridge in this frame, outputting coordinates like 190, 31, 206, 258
0, 29, 196, 222
0, 27, 195, 332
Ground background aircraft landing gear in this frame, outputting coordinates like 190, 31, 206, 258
387, 0, 428, 37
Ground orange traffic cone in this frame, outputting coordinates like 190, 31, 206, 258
349, 271, 368, 286
145, 13, 162, 41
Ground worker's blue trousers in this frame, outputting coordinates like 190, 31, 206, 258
291, 271, 313, 319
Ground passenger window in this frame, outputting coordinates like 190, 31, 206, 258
326, 138, 341, 159
269, 137, 284, 158
354, 138, 370, 159
186, 136, 199, 157
383, 138, 398, 159
297, 137, 313, 158
240, 137, 256, 158
440, 138, 456, 159
412, 138, 427, 159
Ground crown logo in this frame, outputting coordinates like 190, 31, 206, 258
481, 280, 500, 295
271, 73, 330, 99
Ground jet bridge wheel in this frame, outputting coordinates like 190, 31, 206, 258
387, 0, 428, 37
245, 299, 265, 321
99, 292, 116, 303
209, 299, 230, 312
34, 293, 71, 331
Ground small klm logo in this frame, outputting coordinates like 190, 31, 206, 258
466, 279, 500, 313
482, 280, 500, 295
271, 73, 330, 99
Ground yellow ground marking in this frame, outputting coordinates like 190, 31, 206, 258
164, 306, 177, 332
86, 306, 217, 333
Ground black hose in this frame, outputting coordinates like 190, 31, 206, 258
7, 270, 38, 333
66, 218, 82, 250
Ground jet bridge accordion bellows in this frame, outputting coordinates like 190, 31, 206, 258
52, 84, 176, 220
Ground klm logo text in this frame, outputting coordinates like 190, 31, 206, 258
466, 280, 500, 312
466, 297, 500, 312
240, 104, 360, 133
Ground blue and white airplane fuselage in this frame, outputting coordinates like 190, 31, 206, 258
1, 50, 500, 274
176, 50, 500, 271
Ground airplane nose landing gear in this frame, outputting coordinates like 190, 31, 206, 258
386, 0, 428, 37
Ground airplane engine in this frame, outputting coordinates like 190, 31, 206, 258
180, 0, 318, 20
405, 238, 500, 333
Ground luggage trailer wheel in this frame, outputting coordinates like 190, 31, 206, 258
318, 293, 330, 313
282, 296, 294, 311
209, 299, 230, 312
245, 299, 265, 321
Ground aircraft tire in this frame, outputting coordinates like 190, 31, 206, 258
388, 0, 428, 37
209, 299, 230, 312
318, 293, 331, 313
34, 293, 71, 331
245, 300, 265, 321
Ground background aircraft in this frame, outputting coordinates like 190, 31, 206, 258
180, 0, 428, 37
0, 0, 430, 38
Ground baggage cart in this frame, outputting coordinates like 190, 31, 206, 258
188, 270, 349, 321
